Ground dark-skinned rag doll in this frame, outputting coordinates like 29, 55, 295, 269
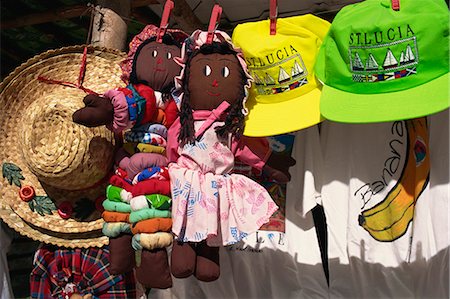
73, 24, 188, 289
167, 29, 293, 282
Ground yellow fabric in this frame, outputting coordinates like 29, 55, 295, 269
123, 142, 166, 155
140, 232, 173, 250
232, 14, 330, 136
137, 143, 166, 154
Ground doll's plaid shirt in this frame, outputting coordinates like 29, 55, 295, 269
30, 245, 136, 299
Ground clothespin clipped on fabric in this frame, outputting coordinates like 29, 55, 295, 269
391, 0, 400, 11
206, 4, 222, 44
270, 0, 278, 35
157, 0, 174, 43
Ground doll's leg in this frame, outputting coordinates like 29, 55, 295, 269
170, 241, 196, 278
135, 248, 172, 289
194, 241, 220, 282
108, 234, 135, 274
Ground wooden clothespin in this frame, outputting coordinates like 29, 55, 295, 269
156, 0, 174, 43
391, 0, 400, 11
206, 4, 222, 44
270, 0, 278, 35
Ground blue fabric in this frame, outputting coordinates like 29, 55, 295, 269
126, 84, 147, 126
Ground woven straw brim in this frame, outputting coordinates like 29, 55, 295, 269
0, 200, 108, 248
0, 45, 125, 248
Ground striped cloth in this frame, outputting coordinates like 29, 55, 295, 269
30, 244, 136, 299
123, 131, 167, 147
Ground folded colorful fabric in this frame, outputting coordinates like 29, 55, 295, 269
106, 185, 132, 203
102, 211, 130, 223
124, 131, 167, 147
102, 199, 132, 213
118, 152, 168, 179
129, 208, 171, 223
130, 194, 171, 211
130, 218, 172, 235
132, 166, 169, 184
131, 232, 173, 251
102, 222, 132, 238
131, 123, 168, 139
110, 175, 171, 197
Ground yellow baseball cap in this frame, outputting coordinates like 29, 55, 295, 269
232, 14, 330, 137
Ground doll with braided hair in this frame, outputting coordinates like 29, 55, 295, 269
166, 30, 293, 282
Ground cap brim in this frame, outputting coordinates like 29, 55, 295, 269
320, 73, 449, 123
243, 87, 323, 137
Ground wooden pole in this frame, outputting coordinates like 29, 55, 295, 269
90, 5, 128, 51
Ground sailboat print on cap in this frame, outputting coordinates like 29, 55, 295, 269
278, 66, 290, 84
403, 44, 415, 64
352, 52, 364, 71
264, 72, 276, 85
349, 36, 419, 83
291, 60, 304, 78
253, 73, 264, 85
365, 53, 379, 71
383, 48, 398, 69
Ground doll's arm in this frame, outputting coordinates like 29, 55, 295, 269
232, 136, 271, 171
73, 84, 160, 133
234, 136, 296, 183
166, 117, 181, 163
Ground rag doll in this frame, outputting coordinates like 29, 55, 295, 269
73, 25, 188, 289
166, 30, 293, 282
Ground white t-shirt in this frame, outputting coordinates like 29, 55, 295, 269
151, 126, 328, 299
320, 109, 449, 298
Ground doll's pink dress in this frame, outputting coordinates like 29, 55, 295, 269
167, 105, 278, 246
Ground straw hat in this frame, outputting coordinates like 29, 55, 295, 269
0, 45, 126, 248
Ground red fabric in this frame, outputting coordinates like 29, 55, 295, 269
164, 99, 178, 128
110, 175, 171, 197
118, 84, 158, 124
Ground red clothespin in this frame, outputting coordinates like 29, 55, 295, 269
391, 0, 400, 11
270, 0, 277, 35
206, 4, 222, 44
157, 0, 174, 43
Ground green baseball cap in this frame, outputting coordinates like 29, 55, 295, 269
315, 0, 449, 123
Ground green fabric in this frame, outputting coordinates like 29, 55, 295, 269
106, 185, 126, 202
103, 199, 132, 213
102, 222, 132, 238
129, 208, 171, 223
315, 0, 449, 123
146, 194, 171, 210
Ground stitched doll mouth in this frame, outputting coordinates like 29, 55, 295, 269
155, 68, 166, 72
207, 91, 221, 97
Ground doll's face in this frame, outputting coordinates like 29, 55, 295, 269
135, 41, 181, 91
188, 53, 243, 111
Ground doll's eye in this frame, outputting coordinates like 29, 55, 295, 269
204, 65, 211, 76
167, 52, 172, 59
152, 50, 158, 57
222, 66, 230, 78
